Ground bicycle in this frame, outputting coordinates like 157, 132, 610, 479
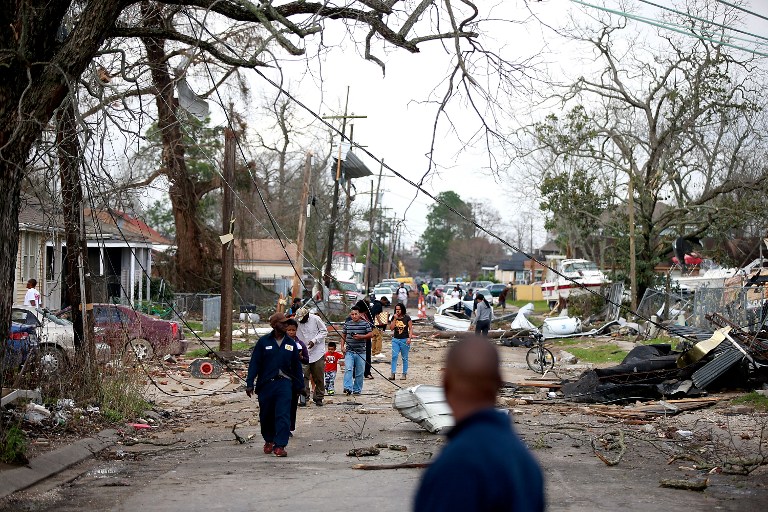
526, 331, 555, 374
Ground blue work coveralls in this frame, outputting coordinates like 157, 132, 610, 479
246, 332, 305, 448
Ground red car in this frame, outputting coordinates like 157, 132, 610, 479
58, 304, 187, 361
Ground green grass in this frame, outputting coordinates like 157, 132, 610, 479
505, 300, 549, 313
0, 425, 28, 464
183, 320, 203, 331
732, 392, 768, 411
568, 344, 629, 364
186, 341, 254, 358
99, 368, 151, 423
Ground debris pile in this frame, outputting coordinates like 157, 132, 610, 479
563, 314, 768, 402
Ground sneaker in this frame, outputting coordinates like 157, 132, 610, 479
388, 374, 396, 380
365, 374, 374, 380
344, 389, 352, 395
327, 390, 335, 395
400, 374, 407, 380
352, 391, 361, 395
263, 442, 274, 454
273, 447, 287, 457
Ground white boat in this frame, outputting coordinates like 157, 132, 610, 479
541, 258, 610, 307
669, 263, 737, 294
433, 298, 471, 331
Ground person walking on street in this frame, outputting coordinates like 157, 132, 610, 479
370, 296, 390, 358
323, 342, 344, 395
472, 293, 494, 337
341, 306, 373, 395
397, 282, 409, 307
414, 337, 545, 512
355, 299, 376, 380
498, 284, 509, 312
295, 307, 328, 406
284, 320, 309, 431
245, 313, 305, 458
388, 302, 413, 380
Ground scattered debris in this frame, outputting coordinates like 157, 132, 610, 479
659, 478, 708, 491
393, 385, 454, 434
352, 462, 430, 470
189, 358, 223, 379
347, 447, 381, 457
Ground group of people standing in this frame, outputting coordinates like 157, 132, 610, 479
245, 295, 413, 456
244, 294, 544, 511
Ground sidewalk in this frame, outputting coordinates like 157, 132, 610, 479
0, 429, 117, 500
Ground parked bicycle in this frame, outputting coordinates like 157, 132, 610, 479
526, 331, 555, 374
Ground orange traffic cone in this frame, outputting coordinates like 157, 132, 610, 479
418, 296, 427, 319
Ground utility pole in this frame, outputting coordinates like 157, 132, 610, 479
292, 152, 312, 299
322, 88, 366, 288
363, 160, 384, 293
219, 128, 236, 351
387, 222, 400, 279
343, 122, 355, 254
628, 175, 637, 312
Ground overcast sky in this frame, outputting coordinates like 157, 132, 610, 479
167, 0, 768, 256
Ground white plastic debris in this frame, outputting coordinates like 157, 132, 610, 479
25, 403, 51, 424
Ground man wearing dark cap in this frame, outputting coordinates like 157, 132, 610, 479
246, 312, 305, 457
414, 337, 545, 511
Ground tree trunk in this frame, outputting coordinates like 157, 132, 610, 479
142, 5, 218, 291
57, 99, 98, 393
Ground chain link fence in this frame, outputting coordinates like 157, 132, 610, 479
639, 285, 768, 331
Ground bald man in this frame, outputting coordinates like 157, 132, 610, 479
414, 338, 545, 512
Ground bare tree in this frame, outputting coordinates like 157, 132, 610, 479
1, 0, 526, 359
520, 1, 768, 296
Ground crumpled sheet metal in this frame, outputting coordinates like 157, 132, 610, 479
393, 385, 454, 434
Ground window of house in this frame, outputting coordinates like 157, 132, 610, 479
21, 232, 40, 281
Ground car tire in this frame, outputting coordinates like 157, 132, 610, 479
125, 338, 154, 362
37, 345, 68, 375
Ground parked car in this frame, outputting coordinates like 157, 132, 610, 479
371, 286, 396, 302
487, 283, 506, 297
4, 321, 37, 370
56, 303, 186, 361
329, 280, 363, 303
10, 305, 111, 373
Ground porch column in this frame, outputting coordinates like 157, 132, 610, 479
130, 252, 135, 305
146, 248, 152, 302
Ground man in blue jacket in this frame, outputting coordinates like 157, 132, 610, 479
246, 312, 305, 457
414, 337, 545, 511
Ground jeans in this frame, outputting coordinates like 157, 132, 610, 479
475, 319, 491, 336
343, 351, 366, 393
391, 338, 410, 375
324, 370, 337, 392
258, 378, 292, 448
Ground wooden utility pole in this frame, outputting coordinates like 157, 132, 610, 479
219, 128, 236, 351
292, 152, 312, 299
322, 88, 366, 288
363, 160, 384, 292
323, 89, 350, 289
628, 175, 637, 311
387, 222, 400, 279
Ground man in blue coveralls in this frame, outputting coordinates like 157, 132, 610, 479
246, 312, 305, 457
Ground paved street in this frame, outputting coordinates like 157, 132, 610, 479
1, 338, 766, 511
